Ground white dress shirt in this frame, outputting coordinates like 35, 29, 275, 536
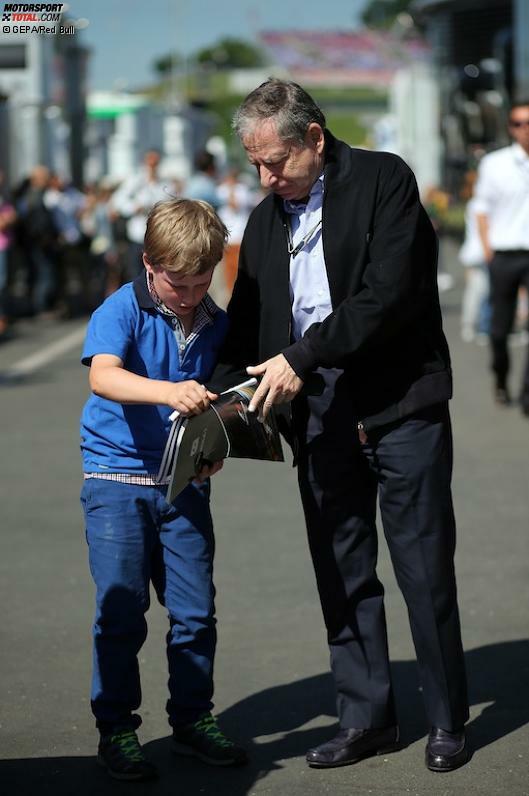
111, 170, 169, 244
473, 143, 529, 251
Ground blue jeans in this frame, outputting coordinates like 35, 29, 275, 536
29, 245, 56, 313
81, 478, 216, 732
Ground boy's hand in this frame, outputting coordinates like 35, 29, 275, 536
165, 381, 218, 415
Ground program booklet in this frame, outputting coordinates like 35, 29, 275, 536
158, 378, 285, 503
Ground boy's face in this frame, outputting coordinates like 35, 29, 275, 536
143, 256, 214, 318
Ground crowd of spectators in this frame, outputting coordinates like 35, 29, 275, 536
0, 150, 260, 340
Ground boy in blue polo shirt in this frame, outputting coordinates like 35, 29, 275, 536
80, 198, 247, 781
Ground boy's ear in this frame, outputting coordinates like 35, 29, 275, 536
142, 253, 154, 273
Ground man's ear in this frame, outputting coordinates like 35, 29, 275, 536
307, 123, 325, 152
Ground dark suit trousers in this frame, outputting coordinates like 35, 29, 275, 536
489, 251, 529, 397
295, 378, 469, 732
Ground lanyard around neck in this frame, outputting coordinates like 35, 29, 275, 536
283, 215, 322, 258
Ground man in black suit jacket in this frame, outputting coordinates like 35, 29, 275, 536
211, 79, 469, 773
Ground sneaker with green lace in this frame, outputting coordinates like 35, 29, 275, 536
172, 713, 248, 766
98, 727, 157, 781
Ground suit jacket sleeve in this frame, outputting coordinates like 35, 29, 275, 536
282, 157, 438, 379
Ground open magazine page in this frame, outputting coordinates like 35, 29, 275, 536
163, 377, 284, 503
211, 384, 284, 462
165, 409, 229, 502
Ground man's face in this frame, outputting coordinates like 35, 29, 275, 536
144, 150, 161, 170
31, 166, 50, 189
143, 256, 214, 317
242, 119, 325, 202
508, 105, 529, 154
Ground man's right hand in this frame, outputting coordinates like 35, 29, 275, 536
165, 380, 218, 415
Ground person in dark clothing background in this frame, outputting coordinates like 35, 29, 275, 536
15, 165, 59, 315
210, 79, 469, 774
474, 99, 529, 416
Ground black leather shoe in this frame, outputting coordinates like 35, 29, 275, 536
425, 727, 469, 772
306, 726, 399, 768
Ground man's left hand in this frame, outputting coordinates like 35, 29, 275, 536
247, 355, 303, 418
195, 460, 224, 483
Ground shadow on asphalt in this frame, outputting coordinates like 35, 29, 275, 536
2, 639, 528, 795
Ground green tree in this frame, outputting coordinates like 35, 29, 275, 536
362, 0, 414, 28
195, 37, 266, 69
153, 52, 182, 76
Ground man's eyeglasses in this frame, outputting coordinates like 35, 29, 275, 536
509, 120, 529, 128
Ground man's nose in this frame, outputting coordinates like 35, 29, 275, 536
259, 166, 277, 189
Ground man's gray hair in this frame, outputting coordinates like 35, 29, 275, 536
232, 78, 326, 144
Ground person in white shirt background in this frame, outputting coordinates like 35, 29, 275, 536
459, 194, 490, 344
111, 149, 169, 281
217, 167, 258, 296
473, 100, 529, 415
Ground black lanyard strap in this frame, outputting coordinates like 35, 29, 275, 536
283, 215, 322, 258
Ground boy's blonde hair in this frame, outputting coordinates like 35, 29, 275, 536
144, 198, 228, 275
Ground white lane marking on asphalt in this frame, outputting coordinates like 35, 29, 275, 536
3, 324, 87, 378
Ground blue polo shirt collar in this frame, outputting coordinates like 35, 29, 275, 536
132, 270, 220, 336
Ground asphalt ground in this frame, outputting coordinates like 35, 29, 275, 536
0, 242, 528, 796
